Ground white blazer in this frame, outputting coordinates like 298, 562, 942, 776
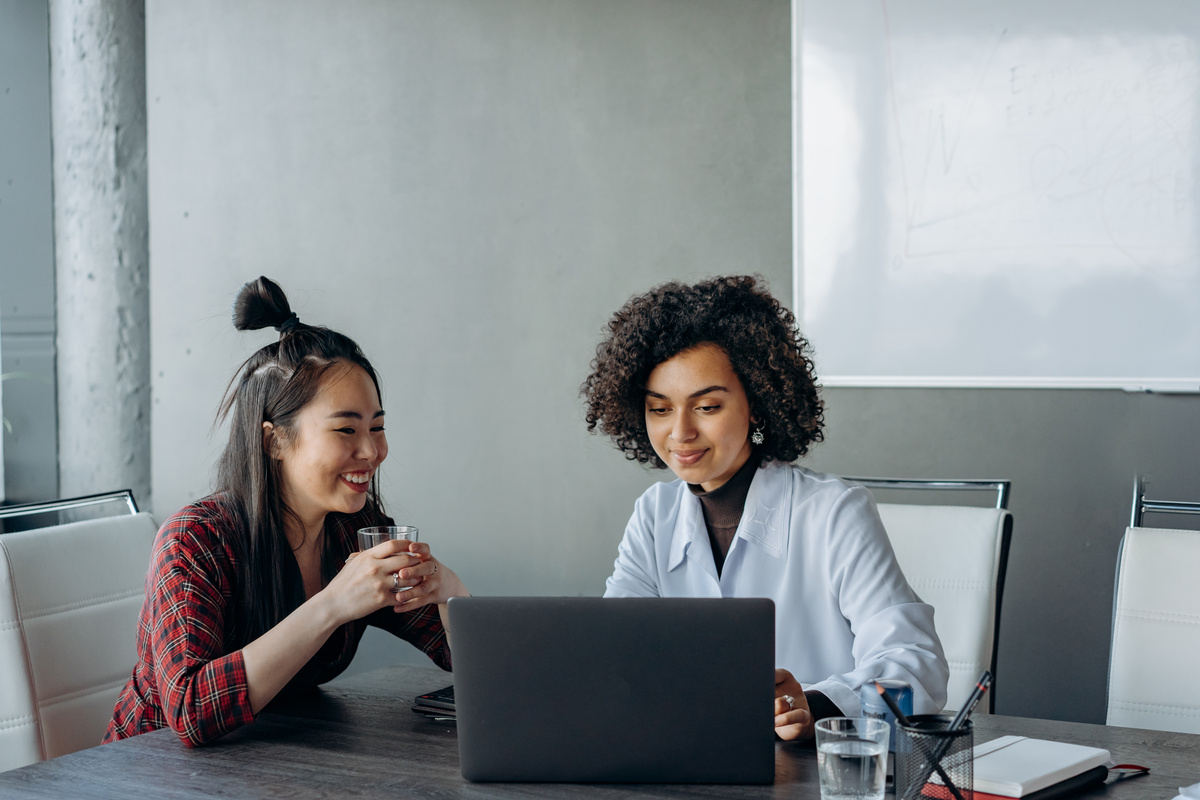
604, 461, 949, 716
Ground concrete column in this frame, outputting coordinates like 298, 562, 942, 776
50, 0, 150, 507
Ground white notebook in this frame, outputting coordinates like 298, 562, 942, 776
930, 735, 1110, 797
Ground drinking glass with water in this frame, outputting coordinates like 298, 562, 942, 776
815, 717, 890, 800
357, 525, 420, 593
357, 525, 419, 552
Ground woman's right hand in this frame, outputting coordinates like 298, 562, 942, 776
774, 668, 815, 741
322, 540, 423, 625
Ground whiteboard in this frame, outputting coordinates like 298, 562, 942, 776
797, 0, 1200, 390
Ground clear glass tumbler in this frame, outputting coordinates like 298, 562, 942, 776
815, 717, 890, 800
356, 525, 419, 552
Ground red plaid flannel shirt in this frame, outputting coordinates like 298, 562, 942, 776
103, 495, 450, 747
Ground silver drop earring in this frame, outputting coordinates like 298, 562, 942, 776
751, 426, 765, 445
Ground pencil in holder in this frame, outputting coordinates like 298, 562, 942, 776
895, 714, 973, 800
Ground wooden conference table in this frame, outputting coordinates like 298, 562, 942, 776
1, 664, 1197, 799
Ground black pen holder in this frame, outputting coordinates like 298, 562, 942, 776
895, 715, 973, 800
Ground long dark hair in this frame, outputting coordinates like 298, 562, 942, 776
216, 276, 384, 646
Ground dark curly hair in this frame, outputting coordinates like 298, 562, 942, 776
582, 275, 824, 468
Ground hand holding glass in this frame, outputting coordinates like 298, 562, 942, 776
357, 526, 420, 593
357, 525, 419, 552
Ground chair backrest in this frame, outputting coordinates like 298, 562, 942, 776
872, 501, 1012, 714
0, 511, 158, 772
845, 476, 1011, 714
1107, 526, 1200, 734
0, 490, 140, 533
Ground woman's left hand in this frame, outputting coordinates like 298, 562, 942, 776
389, 541, 469, 612
774, 668, 815, 741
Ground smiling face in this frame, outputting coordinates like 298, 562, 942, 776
644, 343, 755, 492
271, 363, 388, 534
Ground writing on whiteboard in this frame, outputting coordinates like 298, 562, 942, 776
885, 10, 1199, 270
801, 0, 1200, 385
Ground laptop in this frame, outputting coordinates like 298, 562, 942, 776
446, 596, 776, 784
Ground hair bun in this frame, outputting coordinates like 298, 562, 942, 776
233, 276, 293, 332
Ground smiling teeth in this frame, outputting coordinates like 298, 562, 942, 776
342, 473, 370, 484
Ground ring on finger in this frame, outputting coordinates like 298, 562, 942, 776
783, 694, 795, 710
391, 573, 400, 592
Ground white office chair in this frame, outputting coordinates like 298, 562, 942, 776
1106, 478, 1200, 734
0, 509, 158, 772
0, 490, 141, 533
846, 478, 1012, 714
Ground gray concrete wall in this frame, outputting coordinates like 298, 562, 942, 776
142, 0, 1200, 725
50, 0, 151, 508
0, 0, 59, 504
145, 1, 792, 675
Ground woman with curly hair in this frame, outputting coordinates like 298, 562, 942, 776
583, 275, 947, 741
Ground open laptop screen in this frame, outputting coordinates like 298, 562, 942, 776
447, 596, 776, 784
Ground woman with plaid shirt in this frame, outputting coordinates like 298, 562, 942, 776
105, 277, 469, 746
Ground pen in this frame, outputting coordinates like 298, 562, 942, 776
949, 671, 992, 731
930, 672, 992, 790
873, 682, 966, 800
894, 671, 992, 800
